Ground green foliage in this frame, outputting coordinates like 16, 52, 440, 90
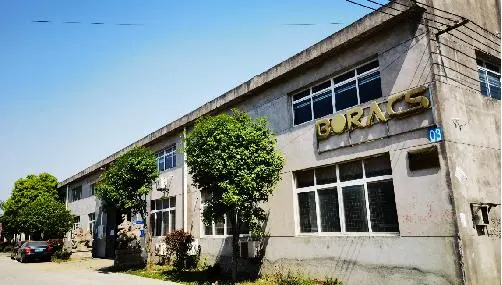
324, 277, 343, 285
20, 193, 74, 238
52, 248, 72, 261
274, 272, 315, 285
185, 109, 284, 235
1, 173, 61, 236
95, 146, 159, 217
165, 230, 195, 271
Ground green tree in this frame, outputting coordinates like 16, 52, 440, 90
1, 173, 60, 237
185, 109, 284, 281
21, 193, 73, 239
95, 146, 159, 269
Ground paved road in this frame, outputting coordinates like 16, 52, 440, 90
0, 255, 179, 285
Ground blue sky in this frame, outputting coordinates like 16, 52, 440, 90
0, 0, 374, 201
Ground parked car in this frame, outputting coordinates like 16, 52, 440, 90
10, 240, 29, 260
14, 241, 53, 263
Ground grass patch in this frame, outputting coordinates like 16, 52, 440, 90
120, 265, 343, 285
51, 257, 72, 263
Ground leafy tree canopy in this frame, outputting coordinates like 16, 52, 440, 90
20, 193, 73, 239
2, 173, 60, 236
185, 109, 284, 233
95, 146, 159, 217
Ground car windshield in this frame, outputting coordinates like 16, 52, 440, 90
26, 241, 48, 247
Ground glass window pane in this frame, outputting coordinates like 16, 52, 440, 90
170, 197, 176, 208
170, 211, 176, 233
367, 181, 399, 232
226, 217, 233, 235
156, 200, 162, 211
312, 80, 331, 93
298, 192, 318, 233
296, 170, 314, 188
485, 61, 500, 73
487, 71, 501, 100
315, 165, 337, 185
150, 200, 155, 211
155, 213, 162, 236
364, 154, 392, 177
479, 70, 489, 97
358, 71, 382, 104
334, 81, 358, 111
172, 153, 177, 168
356, 60, 379, 74
165, 155, 173, 169
342, 185, 368, 232
240, 222, 250, 234
162, 211, 170, 235
163, 199, 170, 210
204, 222, 212, 235
293, 89, 310, 101
215, 219, 225, 235
318, 188, 341, 232
293, 99, 312, 125
339, 160, 363, 181
333, 70, 355, 85
312, 90, 333, 119
150, 214, 155, 234
159, 159, 165, 171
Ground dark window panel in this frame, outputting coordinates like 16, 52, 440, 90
356, 60, 379, 74
298, 192, 318, 233
215, 220, 225, 235
358, 72, 382, 104
318, 188, 341, 232
293, 89, 311, 101
367, 180, 399, 232
339, 160, 363, 181
485, 61, 500, 73
170, 197, 176, 208
315, 165, 337, 185
162, 211, 170, 235
156, 200, 163, 212
312, 90, 333, 119
334, 81, 358, 111
333, 70, 355, 85
170, 211, 176, 232
296, 169, 315, 188
163, 199, 170, 210
312, 80, 332, 93
408, 146, 441, 171
155, 213, 162, 236
342, 185, 368, 232
204, 222, 212, 235
150, 200, 155, 211
293, 99, 312, 125
365, 153, 392, 177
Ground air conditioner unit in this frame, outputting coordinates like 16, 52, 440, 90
239, 241, 259, 259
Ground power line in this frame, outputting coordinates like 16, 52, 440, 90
31, 20, 143, 26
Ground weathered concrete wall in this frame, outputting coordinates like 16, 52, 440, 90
192, 13, 463, 285
428, 0, 501, 284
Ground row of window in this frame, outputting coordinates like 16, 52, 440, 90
69, 184, 96, 202
292, 56, 500, 127
295, 153, 399, 233
156, 145, 177, 172
293, 60, 382, 126
150, 197, 176, 236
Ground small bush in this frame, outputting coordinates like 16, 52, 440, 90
46, 239, 64, 252
165, 230, 194, 271
52, 248, 72, 260
3, 245, 13, 253
275, 271, 316, 285
324, 277, 343, 285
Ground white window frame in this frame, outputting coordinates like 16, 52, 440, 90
156, 145, 177, 172
294, 155, 399, 237
477, 58, 501, 99
90, 183, 96, 197
88, 213, 96, 235
292, 60, 381, 126
71, 186, 82, 202
151, 197, 176, 237
73, 216, 81, 231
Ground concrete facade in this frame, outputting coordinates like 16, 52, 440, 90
59, 1, 500, 284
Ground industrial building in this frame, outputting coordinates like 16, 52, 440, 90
59, 1, 501, 284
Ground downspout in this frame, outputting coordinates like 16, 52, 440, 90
183, 127, 188, 231
66, 185, 69, 209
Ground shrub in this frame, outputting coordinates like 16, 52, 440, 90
52, 248, 72, 260
275, 271, 316, 285
164, 230, 194, 271
46, 239, 64, 252
3, 245, 13, 253
324, 277, 343, 285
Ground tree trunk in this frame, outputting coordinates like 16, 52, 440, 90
142, 213, 154, 271
231, 210, 239, 282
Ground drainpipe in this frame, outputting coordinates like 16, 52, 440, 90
183, 127, 188, 231
65, 185, 69, 209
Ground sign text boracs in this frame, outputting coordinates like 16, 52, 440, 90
315, 86, 430, 139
